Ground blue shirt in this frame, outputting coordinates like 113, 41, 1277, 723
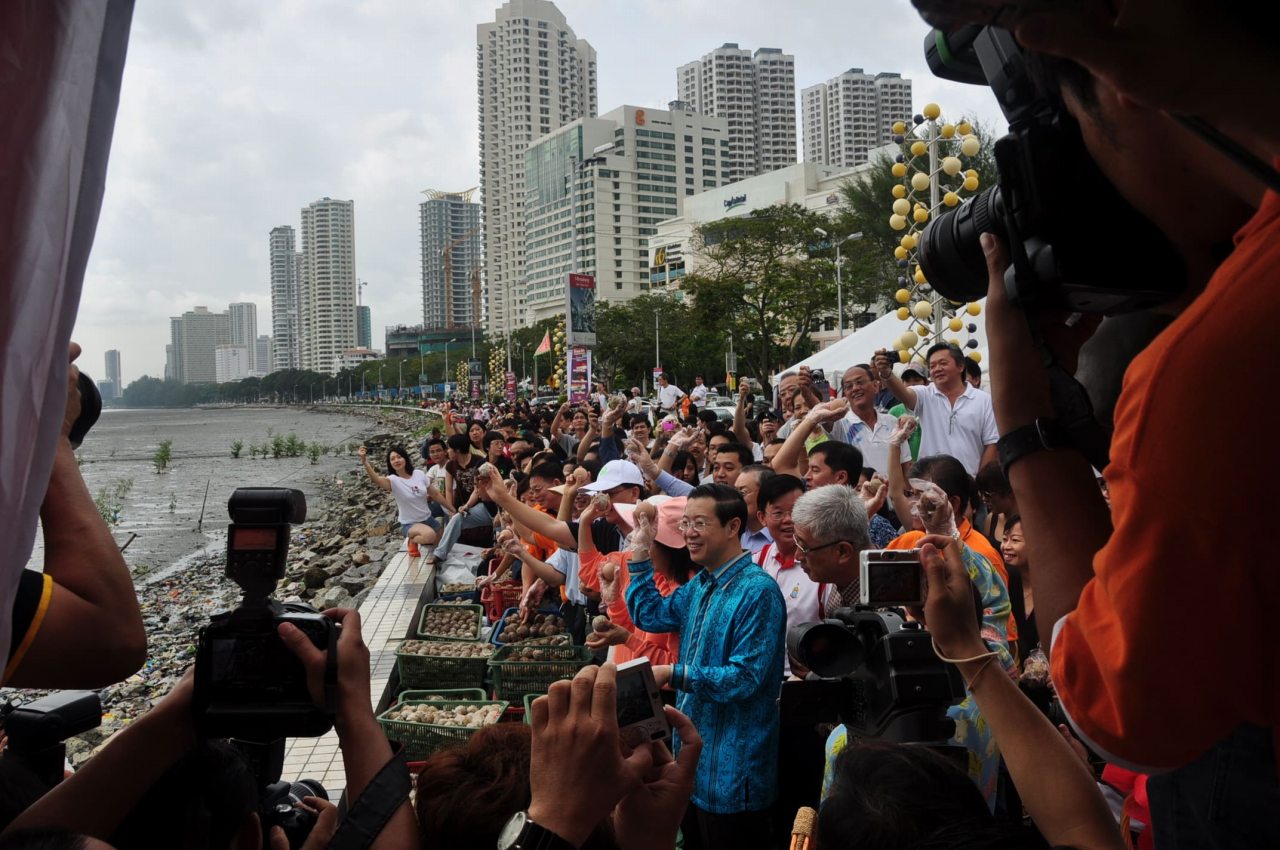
626, 551, 786, 813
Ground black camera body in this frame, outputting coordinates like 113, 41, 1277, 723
2, 690, 102, 788
788, 608, 965, 745
193, 488, 338, 742
917, 26, 1186, 314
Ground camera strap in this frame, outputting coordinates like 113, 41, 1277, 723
328, 745, 411, 850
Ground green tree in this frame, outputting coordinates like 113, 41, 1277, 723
593, 294, 725, 390
681, 204, 840, 380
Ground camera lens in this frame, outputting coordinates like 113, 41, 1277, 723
918, 186, 1005, 304
288, 778, 328, 805
786, 622, 865, 678
68, 371, 103, 449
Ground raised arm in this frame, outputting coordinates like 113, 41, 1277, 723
7, 349, 146, 688
732, 381, 755, 450
922, 540, 1123, 850
772, 398, 849, 478
622, 505, 688, 634
550, 402, 571, 443
886, 416, 917, 527
357, 446, 391, 491
500, 533, 565, 588
873, 351, 919, 412
475, 465, 576, 550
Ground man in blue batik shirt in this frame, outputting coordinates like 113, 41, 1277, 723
626, 483, 786, 850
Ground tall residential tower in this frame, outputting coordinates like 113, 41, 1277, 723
298, 198, 357, 374
676, 44, 797, 181
801, 69, 912, 167
104, 349, 122, 398
228, 302, 258, 371
268, 225, 299, 372
420, 189, 482, 329
478, 0, 597, 334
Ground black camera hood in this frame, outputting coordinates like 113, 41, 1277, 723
228, 488, 306, 525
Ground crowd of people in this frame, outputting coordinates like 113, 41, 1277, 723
3, 2, 1279, 848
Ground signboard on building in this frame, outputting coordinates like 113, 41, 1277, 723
567, 273, 597, 347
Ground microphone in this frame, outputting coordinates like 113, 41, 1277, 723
790, 806, 816, 850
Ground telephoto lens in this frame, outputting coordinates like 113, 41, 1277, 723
68, 371, 103, 449
917, 186, 1005, 304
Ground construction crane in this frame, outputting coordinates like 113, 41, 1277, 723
441, 225, 480, 328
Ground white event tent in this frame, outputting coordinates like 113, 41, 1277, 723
782, 299, 989, 380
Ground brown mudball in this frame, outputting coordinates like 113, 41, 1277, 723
592, 615, 611, 633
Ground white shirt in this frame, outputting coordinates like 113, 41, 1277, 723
843, 409, 900, 476
388, 469, 434, 524
426, 463, 448, 498
546, 548, 588, 606
904, 382, 999, 475
627, 397, 645, 414
690, 383, 708, 403
759, 542, 822, 676
658, 383, 685, 411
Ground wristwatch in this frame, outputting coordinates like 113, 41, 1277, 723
997, 418, 1070, 477
498, 811, 577, 850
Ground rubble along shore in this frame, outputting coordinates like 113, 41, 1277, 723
20, 404, 442, 767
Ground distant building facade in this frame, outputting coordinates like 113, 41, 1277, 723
269, 225, 300, 372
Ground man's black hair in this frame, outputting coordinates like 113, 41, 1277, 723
445, 434, 471, 455
911, 454, 974, 508
697, 409, 719, 426
482, 430, 506, 451
625, 413, 651, 429
818, 740, 1006, 850
809, 441, 864, 485
579, 458, 602, 479
926, 343, 965, 368
689, 482, 749, 535
423, 437, 446, 452
975, 461, 1011, 497
964, 358, 982, 382
714, 442, 754, 467
527, 461, 563, 484
757, 473, 805, 511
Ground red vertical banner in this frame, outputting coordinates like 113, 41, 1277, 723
505, 371, 517, 402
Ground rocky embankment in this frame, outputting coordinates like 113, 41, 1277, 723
50, 405, 440, 766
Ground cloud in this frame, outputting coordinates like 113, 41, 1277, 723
77, 0, 1003, 385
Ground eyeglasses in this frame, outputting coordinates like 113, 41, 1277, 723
842, 379, 873, 390
677, 518, 717, 534
793, 537, 845, 556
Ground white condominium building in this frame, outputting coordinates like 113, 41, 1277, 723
477, 0, 597, 336
299, 198, 357, 375
802, 68, 912, 167
677, 43, 797, 182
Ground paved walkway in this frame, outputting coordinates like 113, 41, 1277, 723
282, 546, 433, 797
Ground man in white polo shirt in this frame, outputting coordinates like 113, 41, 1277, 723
656, 372, 686, 414
690, 375, 709, 405
873, 343, 997, 476
839, 363, 906, 478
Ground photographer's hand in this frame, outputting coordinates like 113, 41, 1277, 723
278, 608, 418, 849
613, 706, 702, 850
528, 664, 651, 847
269, 796, 338, 850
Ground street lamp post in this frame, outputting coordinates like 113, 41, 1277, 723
378, 364, 385, 401
398, 359, 404, 401
814, 228, 864, 338
443, 338, 458, 398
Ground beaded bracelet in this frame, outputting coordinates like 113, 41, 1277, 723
931, 637, 998, 664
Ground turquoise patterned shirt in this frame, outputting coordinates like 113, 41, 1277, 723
626, 551, 787, 813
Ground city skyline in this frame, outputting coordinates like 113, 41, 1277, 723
73, 1, 1004, 386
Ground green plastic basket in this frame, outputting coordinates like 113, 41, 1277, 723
377, 698, 509, 760
416, 603, 484, 641
522, 692, 541, 725
396, 641, 493, 689
395, 687, 487, 706
488, 644, 594, 702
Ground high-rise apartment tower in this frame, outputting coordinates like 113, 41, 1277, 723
677, 44, 797, 181
268, 226, 300, 372
298, 198, 357, 374
420, 189, 482, 329
478, 0, 597, 334
801, 69, 912, 167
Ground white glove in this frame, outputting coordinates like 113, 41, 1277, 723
889, 416, 918, 447
912, 478, 959, 538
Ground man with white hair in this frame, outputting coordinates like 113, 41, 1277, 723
789, 484, 871, 615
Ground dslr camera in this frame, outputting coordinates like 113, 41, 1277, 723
787, 608, 964, 746
915, 25, 1185, 313
1, 690, 102, 788
193, 488, 338, 741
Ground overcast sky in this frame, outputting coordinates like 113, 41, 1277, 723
74, 0, 1006, 385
